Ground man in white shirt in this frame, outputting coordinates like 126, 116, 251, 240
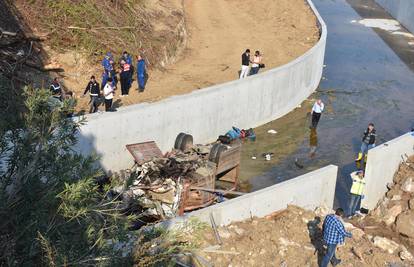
103, 77, 114, 112
311, 99, 324, 128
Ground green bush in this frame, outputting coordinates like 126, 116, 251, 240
0, 85, 133, 266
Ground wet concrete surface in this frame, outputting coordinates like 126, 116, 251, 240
242, 0, 414, 209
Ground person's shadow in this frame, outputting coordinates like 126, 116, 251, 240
111, 99, 123, 110
307, 216, 325, 266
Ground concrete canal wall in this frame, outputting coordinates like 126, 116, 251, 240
362, 132, 414, 210
76, 0, 327, 172
375, 0, 414, 33
164, 165, 338, 227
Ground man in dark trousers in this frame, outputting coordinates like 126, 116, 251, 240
122, 51, 133, 89
101, 52, 114, 88
83, 75, 100, 113
311, 99, 324, 128
103, 77, 114, 112
136, 54, 146, 92
120, 59, 131, 96
321, 208, 352, 267
239, 49, 250, 79
355, 123, 376, 163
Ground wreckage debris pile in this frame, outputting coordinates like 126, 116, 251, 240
110, 145, 214, 220
195, 206, 412, 267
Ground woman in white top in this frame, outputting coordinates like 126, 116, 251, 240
250, 50, 262, 75
103, 77, 115, 112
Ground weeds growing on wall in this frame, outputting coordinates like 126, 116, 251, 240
133, 218, 208, 267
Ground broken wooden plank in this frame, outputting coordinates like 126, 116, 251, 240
202, 248, 240, 255
209, 213, 222, 245
190, 186, 245, 196
0, 27, 18, 37
24, 61, 64, 72
68, 26, 135, 31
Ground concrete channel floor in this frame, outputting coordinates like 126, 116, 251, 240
244, 0, 414, 210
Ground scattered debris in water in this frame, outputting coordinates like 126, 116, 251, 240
262, 153, 274, 161
267, 129, 278, 134
294, 158, 304, 169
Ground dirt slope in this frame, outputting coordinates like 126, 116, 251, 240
196, 206, 411, 267
97, 0, 319, 111
23, 0, 319, 112
7, 0, 319, 112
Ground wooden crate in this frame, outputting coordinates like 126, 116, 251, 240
179, 163, 217, 214
215, 142, 241, 189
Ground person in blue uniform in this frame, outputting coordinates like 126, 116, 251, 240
136, 54, 146, 92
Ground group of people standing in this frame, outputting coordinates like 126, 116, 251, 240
240, 49, 265, 78
83, 51, 147, 112
308, 98, 377, 266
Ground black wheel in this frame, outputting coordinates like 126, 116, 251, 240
214, 145, 227, 163
174, 133, 186, 150
209, 143, 221, 162
180, 134, 193, 152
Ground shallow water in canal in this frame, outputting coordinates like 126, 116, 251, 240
240, 0, 414, 209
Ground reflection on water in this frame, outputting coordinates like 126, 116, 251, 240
309, 128, 318, 158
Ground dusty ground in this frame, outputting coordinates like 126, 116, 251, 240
195, 206, 411, 267
190, 157, 414, 267
131, 155, 414, 267
68, 0, 319, 113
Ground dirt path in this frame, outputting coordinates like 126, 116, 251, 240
74, 0, 319, 112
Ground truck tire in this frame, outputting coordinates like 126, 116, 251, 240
174, 133, 186, 150
214, 145, 227, 163
209, 143, 221, 162
180, 134, 193, 152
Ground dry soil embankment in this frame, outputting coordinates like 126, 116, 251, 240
10, 0, 319, 112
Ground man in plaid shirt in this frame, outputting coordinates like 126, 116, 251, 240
321, 208, 352, 267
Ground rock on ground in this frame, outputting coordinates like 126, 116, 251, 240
195, 205, 407, 267
373, 236, 400, 254
395, 211, 414, 239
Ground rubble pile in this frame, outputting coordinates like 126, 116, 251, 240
111, 144, 216, 221
366, 155, 414, 247
195, 206, 411, 267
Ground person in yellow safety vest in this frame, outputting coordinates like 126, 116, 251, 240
348, 170, 365, 216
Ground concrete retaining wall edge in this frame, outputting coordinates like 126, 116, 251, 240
162, 165, 338, 228
375, 0, 414, 34
362, 132, 414, 210
76, 0, 327, 172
